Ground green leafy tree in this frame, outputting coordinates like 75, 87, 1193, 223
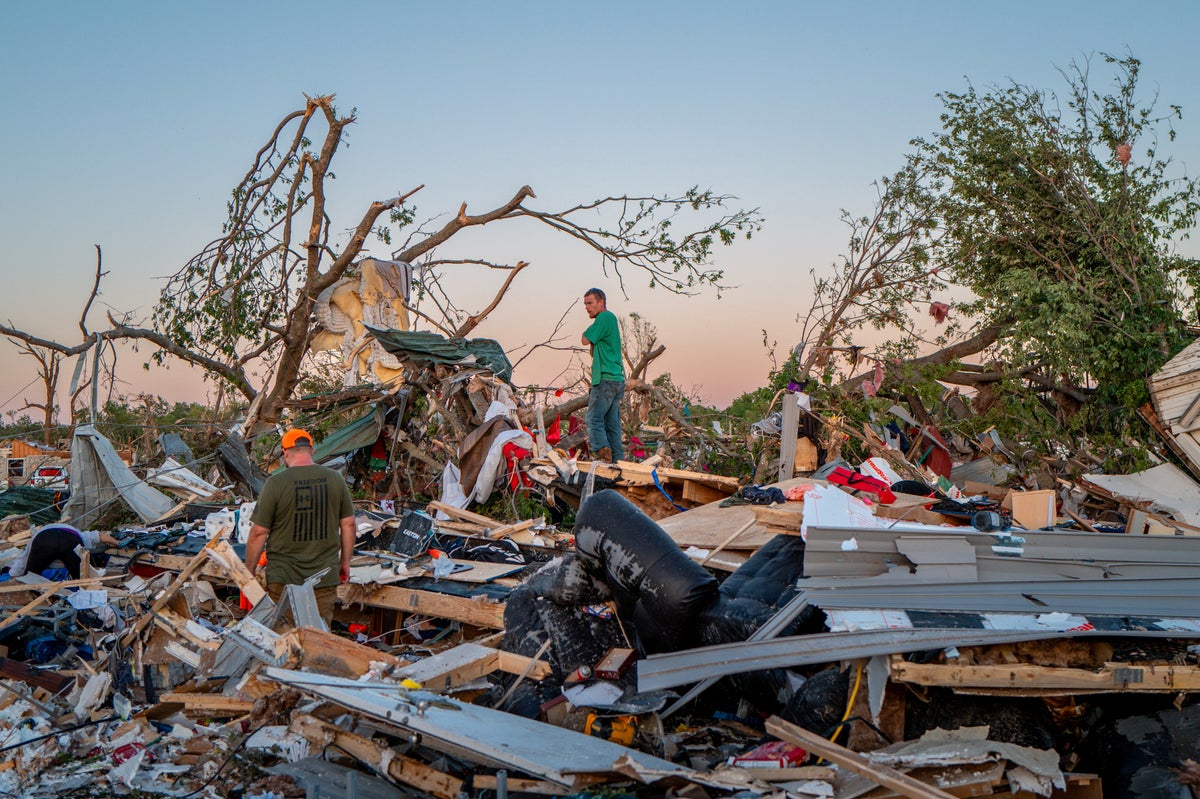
913, 54, 1200, 408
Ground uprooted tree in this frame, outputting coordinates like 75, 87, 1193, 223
774, 53, 1200, 459
3, 94, 761, 438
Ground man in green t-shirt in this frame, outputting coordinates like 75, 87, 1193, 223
246, 428, 356, 624
581, 288, 625, 463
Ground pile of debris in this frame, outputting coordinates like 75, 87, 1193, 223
4, 336, 1200, 797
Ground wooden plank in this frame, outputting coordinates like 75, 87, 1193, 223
474, 774, 608, 795
658, 476, 817, 553
495, 650, 554, 681
338, 583, 506, 629
107, 548, 233, 583
154, 608, 222, 651
752, 504, 804, 530
681, 480, 729, 506
159, 693, 255, 714
292, 714, 462, 799
727, 766, 836, 783
274, 627, 405, 677
890, 659, 1200, 692
486, 519, 535, 540
205, 539, 266, 607
427, 501, 504, 530
0, 575, 117, 594
123, 545, 215, 643
765, 716, 960, 799
397, 642, 551, 691
699, 518, 758, 567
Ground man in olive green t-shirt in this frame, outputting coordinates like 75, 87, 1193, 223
247, 428, 355, 623
581, 288, 625, 463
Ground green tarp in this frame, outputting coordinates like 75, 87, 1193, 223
313, 404, 387, 463
0, 486, 62, 525
366, 326, 513, 382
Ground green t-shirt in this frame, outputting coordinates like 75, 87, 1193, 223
584, 310, 624, 384
250, 464, 354, 589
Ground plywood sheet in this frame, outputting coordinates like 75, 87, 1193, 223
657, 477, 813, 551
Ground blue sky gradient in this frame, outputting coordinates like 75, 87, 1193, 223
3, 1, 1199, 415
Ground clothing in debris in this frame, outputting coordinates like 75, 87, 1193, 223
10, 523, 109, 580
582, 290, 625, 461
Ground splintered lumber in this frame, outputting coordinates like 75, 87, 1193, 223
158, 692, 255, 715
338, 583, 506, 628
765, 716, 960, 799
751, 504, 805, 530
204, 538, 266, 607
563, 460, 740, 493
396, 642, 552, 691
474, 774, 608, 795
124, 543, 216, 643
728, 766, 836, 783
292, 714, 462, 799
153, 608, 222, 651
890, 658, 1200, 694
427, 501, 505, 530
107, 548, 233, 583
486, 519, 536, 540
274, 627, 405, 677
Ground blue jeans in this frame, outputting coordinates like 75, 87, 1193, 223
587, 381, 624, 460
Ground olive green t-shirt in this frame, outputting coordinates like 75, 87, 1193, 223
250, 464, 354, 589
584, 309, 624, 384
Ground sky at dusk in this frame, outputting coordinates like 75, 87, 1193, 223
3, 1, 1199, 418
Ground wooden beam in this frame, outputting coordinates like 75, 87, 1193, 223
681, 480, 729, 506
205, 539, 266, 607
698, 519, 758, 567
474, 774, 596, 795
890, 659, 1200, 693
396, 642, 551, 691
765, 716, 959, 799
486, 519, 535, 540
274, 627, 405, 678
338, 584, 506, 629
159, 693, 255, 715
726, 766, 835, 783
291, 714, 462, 799
427, 501, 504, 530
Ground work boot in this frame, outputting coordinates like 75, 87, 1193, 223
596, 447, 613, 464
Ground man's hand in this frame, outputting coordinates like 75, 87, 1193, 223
340, 560, 351, 583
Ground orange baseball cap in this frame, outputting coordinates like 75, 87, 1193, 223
281, 429, 313, 449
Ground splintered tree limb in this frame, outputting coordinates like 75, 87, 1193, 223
840, 322, 1007, 395
104, 317, 260, 400
628, 344, 666, 382
628, 378, 737, 457
453, 261, 529, 338
80, 245, 105, 338
518, 394, 590, 427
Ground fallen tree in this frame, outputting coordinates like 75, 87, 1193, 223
4, 93, 761, 438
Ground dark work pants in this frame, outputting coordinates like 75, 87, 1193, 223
25, 528, 83, 580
